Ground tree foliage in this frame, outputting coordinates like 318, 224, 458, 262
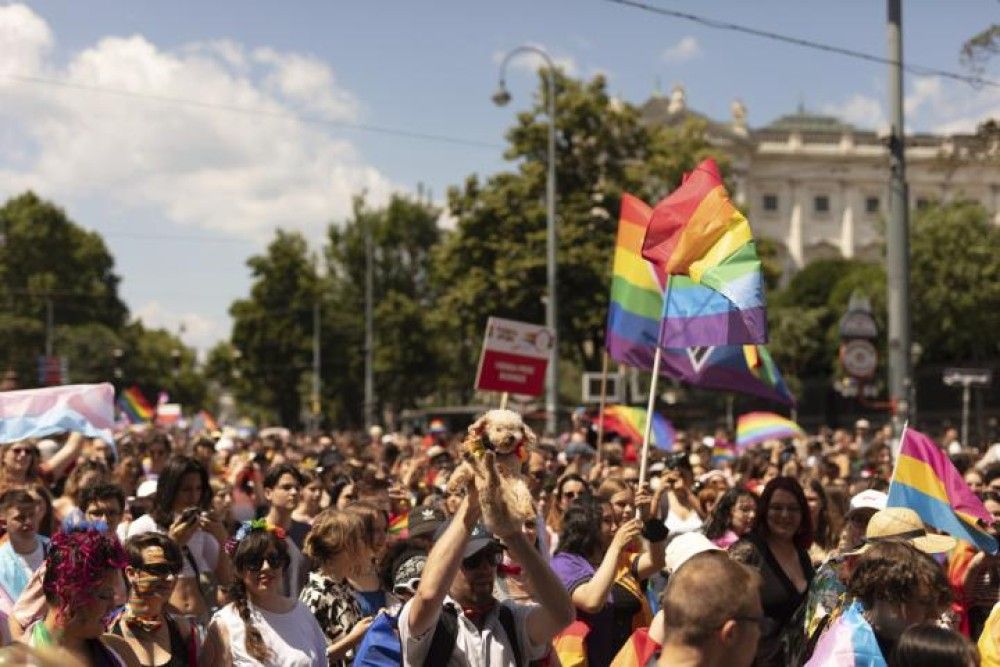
432, 70, 724, 403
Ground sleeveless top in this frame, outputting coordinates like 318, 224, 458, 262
212, 600, 327, 667
109, 614, 191, 667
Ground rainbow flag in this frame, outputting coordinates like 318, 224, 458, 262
610, 628, 661, 667
737, 412, 805, 449
606, 195, 792, 405
888, 427, 998, 554
641, 158, 767, 346
119, 386, 154, 423
599, 405, 674, 451
388, 512, 408, 538
712, 441, 737, 465
0, 383, 115, 444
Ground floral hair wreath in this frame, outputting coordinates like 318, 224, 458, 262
224, 518, 286, 556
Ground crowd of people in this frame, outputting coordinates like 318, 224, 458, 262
0, 414, 996, 666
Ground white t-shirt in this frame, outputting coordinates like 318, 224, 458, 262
212, 600, 327, 667
398, 595, 548, 667
127, 513, 219, 578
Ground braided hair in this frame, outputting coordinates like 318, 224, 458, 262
227, 527, 289, 663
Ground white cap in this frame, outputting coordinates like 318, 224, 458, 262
948, 441, 963, 455
855, 419, 871, 430
215, 437, 235, 452
369, 425, 384, 439
701, 436, 716, 448
136, 479, 158, 499
665, 532, 721, 573
847, 489, 887, 515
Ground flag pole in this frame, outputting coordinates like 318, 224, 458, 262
638, 276, 673, 488
499, 392, 509, 410
595, 350, 610, 464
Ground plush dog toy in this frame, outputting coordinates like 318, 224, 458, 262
447, 409, 537, 535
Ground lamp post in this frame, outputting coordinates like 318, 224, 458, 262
494, 45, 558, 435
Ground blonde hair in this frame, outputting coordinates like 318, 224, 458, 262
303, 508, 366, 564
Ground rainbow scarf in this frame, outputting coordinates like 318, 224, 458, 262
640, 158, 767, 346
736, 411, 805, 449
888, 427, 998, 554
599, 405, 674, 451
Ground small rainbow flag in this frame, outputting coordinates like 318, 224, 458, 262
888, 427, 998, 554
712, 441, 737, 465
599, 405, 674, 451
388, 512, 408, 538
118, 386, 154, 423
641, 158, 767, 346
736, 411, 804, 449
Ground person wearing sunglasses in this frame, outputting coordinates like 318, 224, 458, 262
400, 466, 574, 666
104, 533, 196, 667
656, 550, 765, 667
201, 521, 327, 666
0, 433, 84, 496
544, 474, 588, 556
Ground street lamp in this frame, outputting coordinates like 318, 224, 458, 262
494, 45, 559, 435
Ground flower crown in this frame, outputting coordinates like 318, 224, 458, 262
224, 519, 286, 556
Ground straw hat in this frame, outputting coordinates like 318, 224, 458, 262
846, 507, 956, 556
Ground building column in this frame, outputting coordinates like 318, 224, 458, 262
788, 180, 803, 268
840, 181, 855, 258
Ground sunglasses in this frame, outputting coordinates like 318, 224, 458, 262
461, 549, 502, 570
244, 553, 290, 572
8, 447, 35, 456
138, 562, 181, 578
561, 490, 580, 501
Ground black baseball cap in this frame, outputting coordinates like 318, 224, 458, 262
433, 520, 500, 558
409, 506, 446, 539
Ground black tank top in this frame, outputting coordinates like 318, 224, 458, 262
110, 614, 191, 667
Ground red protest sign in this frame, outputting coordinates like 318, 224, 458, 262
474, 317, 553, 396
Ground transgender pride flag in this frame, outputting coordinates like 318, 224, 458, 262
0, 383, 115, 444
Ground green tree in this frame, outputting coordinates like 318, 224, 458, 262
323, 194, 441, 425
230, 231, 319, 427
0, 192, 129, 387
909, 200, 1000, 363
433, 71, 723, 402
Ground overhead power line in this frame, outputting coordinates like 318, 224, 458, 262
603, 0, 1000, 89
1, 73, 504, 149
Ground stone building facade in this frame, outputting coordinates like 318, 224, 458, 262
642, 85, 1000, 277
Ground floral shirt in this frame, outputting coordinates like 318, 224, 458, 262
299, 571, 363, 666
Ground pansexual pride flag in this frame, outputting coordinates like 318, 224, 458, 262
736, 411, 805, 449
641, 158, 767, 346
599, 405, 674, 451
0, 383, 115, 444
888, 427, 998, 554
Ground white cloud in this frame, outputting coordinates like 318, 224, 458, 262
0, 3, 394, 243
821, 93, 886, 129
492, 43, 578, 77
135, 300, 227, 354
662, 36, 701, 64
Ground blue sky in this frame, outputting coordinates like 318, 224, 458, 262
1, 1, 996, 353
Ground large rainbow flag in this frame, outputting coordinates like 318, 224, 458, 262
640, 158, 767, 346
888, 427, 998, 554
606, 195, 793, 405
118, 386, 154, 423
737, 412, 805, 449
0, 383, 115, 444
599, 405, 674, 451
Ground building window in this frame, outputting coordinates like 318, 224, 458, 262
762, 194, 778, 212
865, 197, 880, 214
814, 195, 830, 214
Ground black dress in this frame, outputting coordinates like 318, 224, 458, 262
731, 533, 814, 666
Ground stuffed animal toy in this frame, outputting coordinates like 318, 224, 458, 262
447, 409, 537, 536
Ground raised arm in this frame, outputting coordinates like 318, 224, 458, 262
43, 431, 85, 479
407, 481, 479, 637
503, 530, 575, 646
571, 518, 641, 613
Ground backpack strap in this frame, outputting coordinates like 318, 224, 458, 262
426, 604, 460, 665
497, 604, 524, 667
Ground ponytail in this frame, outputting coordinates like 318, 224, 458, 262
229, 579, 272, 662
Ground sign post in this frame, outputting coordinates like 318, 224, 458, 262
474, 317, 553, 400
943, 368, 993, 448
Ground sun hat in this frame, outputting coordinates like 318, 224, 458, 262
665, 532, 721, 573
845, 507, 956, 556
